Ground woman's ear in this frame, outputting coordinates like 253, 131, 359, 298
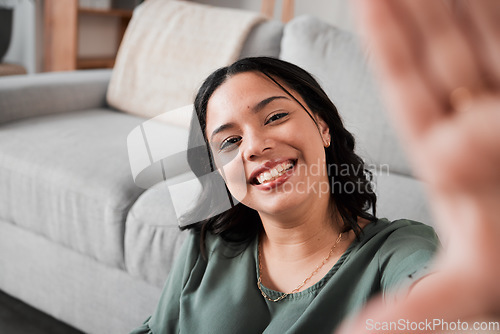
315, 115, 331, 148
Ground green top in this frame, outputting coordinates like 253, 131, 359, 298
131, 219, 439, 334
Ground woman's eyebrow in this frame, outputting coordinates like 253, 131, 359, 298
253, 96, 289, 113
210, 123, 235, 142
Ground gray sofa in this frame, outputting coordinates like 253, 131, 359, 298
0, 9, 433, 334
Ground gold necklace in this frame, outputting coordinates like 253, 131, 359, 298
257, 232, 343, 302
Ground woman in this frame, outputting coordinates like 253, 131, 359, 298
131, 57, 440, 334
133, 0, 500, 332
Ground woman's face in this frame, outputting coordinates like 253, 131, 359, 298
205, 72, 331, 218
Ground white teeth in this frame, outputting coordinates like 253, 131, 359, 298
255, 161, 294, 184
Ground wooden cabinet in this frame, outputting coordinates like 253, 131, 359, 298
43, 0, 132, 72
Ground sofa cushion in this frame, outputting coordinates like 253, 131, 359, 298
374, 173, 433, 227
0, 110, 147, 268
239, 19, 283, 59
126, 109, 194, 189
279, 16, 411, 176
125, 178, 192, 286
107, 0, 268, 122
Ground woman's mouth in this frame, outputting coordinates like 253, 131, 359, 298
250, 159, 297, 186
255, 161, 294, 185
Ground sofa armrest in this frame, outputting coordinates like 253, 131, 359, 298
0, 69, 112, 124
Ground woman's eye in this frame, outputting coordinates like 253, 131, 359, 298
220, 137, 241, 151
265, 112, 289, 125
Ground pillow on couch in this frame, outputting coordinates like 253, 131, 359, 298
279, 16, 433, 225
280, 15, 410, 176
107, 0, 280, 125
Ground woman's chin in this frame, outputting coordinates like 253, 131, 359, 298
243, 192, 311, 218
232, 176, 331, 217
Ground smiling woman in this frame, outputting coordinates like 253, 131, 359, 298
129, 57, 440, 334
184, 58, 379, 247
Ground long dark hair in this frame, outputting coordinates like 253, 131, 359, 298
181, 57, 377, 254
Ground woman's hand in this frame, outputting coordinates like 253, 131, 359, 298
337, 1, 500, 332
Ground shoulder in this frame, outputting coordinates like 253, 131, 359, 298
362, 218, 439, 248
371, 219, 439, 271
356, 218, 440, 268
364, 219, 441, 299
375, 218, 439, 253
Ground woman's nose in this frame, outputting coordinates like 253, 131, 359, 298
242, 131, 272, 161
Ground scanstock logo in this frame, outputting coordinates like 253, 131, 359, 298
126, 105, 242, 227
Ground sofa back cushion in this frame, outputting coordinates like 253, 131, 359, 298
279, 15, 410, 176
280, 16, 434, 225
239, 19, 283, 59
107, 0, 283, 126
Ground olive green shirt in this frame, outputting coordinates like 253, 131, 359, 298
131, 219, 439, 334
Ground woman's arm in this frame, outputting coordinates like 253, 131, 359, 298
338, 0, 500, 332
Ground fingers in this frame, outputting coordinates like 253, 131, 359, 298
353, 0, 442, 141
465, 0, 500, 89
353, 0, 500, 145
401, 0, 484, 97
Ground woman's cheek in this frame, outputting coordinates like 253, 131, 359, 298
217, 154, 249, 203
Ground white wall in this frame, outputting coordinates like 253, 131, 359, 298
3, 0, 40, 74
4, 0, 355, 74
191, 0, 356, 32
3, 0, 120, 73
296, 0, 355, 32
75, 0, 356, 63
